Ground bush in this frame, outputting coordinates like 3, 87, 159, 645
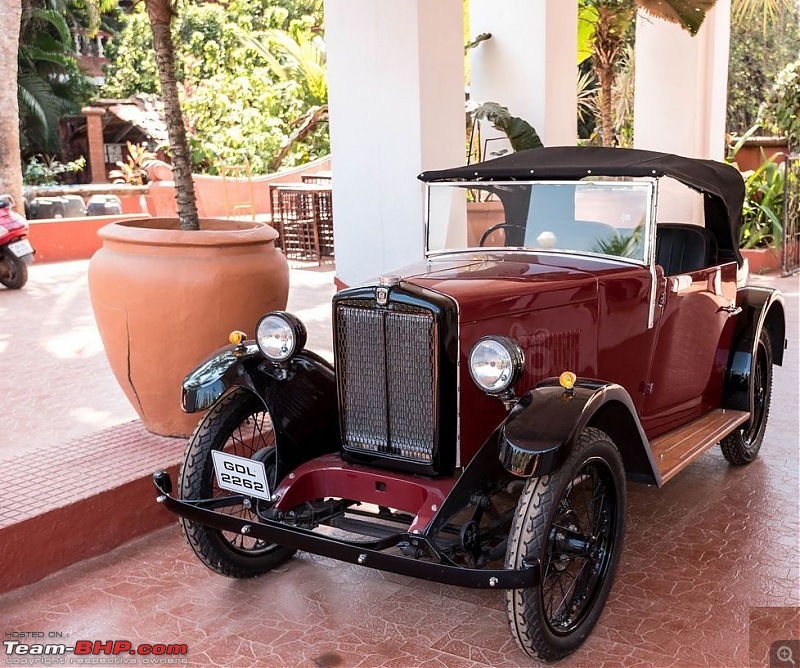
759, 57, 800, 150
739, 154, 784, 250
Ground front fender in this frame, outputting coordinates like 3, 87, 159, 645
498, 378, 661, 486
183, 345, 341, 471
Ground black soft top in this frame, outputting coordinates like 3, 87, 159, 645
420, 146, 745, 265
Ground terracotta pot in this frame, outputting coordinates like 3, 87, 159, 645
741, 247, 781, 275
89, 218, 290, 437
467, 201, 505, 246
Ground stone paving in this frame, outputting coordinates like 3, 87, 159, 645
0, 264, 797, 667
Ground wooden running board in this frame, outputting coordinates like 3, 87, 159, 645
650, 409, 750, 484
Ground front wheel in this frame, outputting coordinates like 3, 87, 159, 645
0, 249, 28, 289
178, 388, 296, 578
505, 428, 626, 661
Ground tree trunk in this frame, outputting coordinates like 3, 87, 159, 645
0, 0, 24, 214
145, 0, 199, 231
592, 5, 629, 148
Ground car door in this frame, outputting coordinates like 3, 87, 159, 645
640, 259, 738, 436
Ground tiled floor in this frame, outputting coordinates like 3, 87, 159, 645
0, 266, 797, 667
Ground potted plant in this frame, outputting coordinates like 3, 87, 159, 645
738, 153, 784, 274
88, 0, 289, 437
465, 102, 543, 245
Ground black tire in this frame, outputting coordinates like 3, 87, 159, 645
0, 250, 28, 289
178, 388, 296, 578
720, 328, 773, 465
505, 428, 626, 661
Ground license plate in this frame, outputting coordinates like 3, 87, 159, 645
211, 451, 271, 500
7, 239, 33, 257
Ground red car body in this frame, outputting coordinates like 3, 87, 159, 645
155, 147, 786, 661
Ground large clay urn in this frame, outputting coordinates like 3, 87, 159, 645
89, 218, 289, 437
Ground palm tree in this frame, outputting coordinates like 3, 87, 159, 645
144, 0, 198, 230
580, 0, 718, 147
0, 0, 24, 212
241, 28, 328, 171
18, 6, 79, 155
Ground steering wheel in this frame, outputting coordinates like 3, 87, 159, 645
479, 223, 527, 247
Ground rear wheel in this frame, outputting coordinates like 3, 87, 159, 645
505, 428, 626, 661
0, 250, 28, 289
721, 328, 773, 465
178, 388, 296, 577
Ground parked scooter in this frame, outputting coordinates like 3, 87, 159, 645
0, 195, 35, 289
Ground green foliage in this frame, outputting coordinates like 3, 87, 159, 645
727, 4, 799, 136
23, 155, 86, 186
592, 225, 643, 258
759, 57, 800, 150
102, 1, 329, 174
469, 102, 544, 152
18, 4, 94, 155
739, 153, 785, 249
101, 10, 159, 96
109, 142, 156, 185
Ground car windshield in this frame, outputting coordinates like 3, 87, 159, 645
425, 180, 656, 263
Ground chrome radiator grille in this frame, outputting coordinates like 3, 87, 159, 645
336, 302, 437, 463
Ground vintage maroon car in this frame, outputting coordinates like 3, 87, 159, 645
153, 147, 786, 661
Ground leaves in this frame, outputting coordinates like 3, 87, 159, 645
636, 0, 717, 36
469, 102, 544, 152
103, 1, 329, 174
739, 153, 785, 249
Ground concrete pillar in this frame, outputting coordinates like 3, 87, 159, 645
469, 0, 577, 150
81, 107, 108, 184
324, 0, 464, 287
633, 0, 731, 161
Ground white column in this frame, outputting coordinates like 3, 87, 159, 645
325, 0, 465, 287
633, 0, 731, 161
469, 0, 577, 149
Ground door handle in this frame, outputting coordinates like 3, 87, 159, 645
717, 304, 742, 316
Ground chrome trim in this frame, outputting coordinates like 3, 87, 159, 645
425, 247, 648, 267
425, 178, 657, 263
646, 179, 659, 329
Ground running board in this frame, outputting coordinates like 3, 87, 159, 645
650, 409, 750, 483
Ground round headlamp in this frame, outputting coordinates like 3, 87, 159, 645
468, 336, 524, 395
255, 312, 307, 363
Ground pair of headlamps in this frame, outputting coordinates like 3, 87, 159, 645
250, 316, 544, 399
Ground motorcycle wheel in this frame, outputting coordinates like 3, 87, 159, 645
505, 427, 626, 661
0, 250, 28, 289
178, 387, 296, 578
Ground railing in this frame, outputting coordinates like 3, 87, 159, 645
269, 184, 334, 263
782, 155, 800, 276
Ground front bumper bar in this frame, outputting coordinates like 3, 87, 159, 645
154, 472, 539, 590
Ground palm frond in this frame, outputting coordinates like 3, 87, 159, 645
636, 0, 718, 35
732, 0, 792, 31
29, 8, 72, 46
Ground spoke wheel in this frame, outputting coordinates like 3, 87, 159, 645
721, 328, 773, 465
178, 388, 295, 577
505, 428, 626, 661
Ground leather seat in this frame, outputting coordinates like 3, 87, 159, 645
656, 224, 717, 275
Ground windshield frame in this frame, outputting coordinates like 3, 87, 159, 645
424, 179, 659, 267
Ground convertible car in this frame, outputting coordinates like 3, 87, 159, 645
153, 147, 786, 661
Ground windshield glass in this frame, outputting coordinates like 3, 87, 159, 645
426, 180, 655, 262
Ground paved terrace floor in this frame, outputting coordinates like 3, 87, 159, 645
0, 262, 798, 668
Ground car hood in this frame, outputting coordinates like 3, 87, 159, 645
399, 252, 615, 321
